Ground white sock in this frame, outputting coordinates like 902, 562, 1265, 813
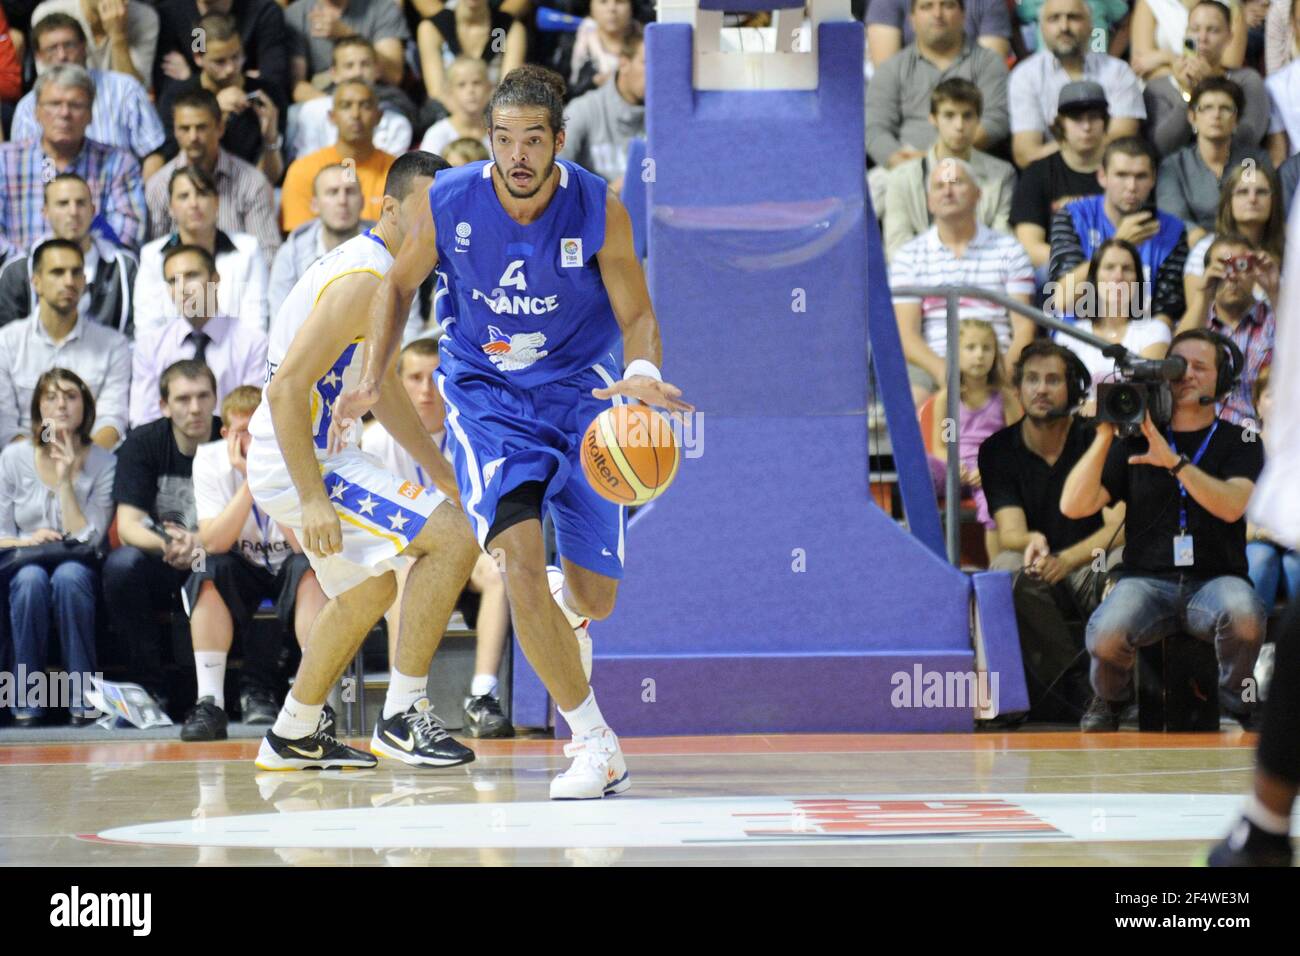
1243, 795, 1292, 835
272, 692, 322, 741
194, 651, 227, 710
471, 674, 499, 698
384, 669, 428, 719
560, 690, 607, 738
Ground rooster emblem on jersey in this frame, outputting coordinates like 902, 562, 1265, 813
481, 325, 549, 371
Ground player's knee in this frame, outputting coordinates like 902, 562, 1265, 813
566, 586, 615, 621
194, 580, 224, 608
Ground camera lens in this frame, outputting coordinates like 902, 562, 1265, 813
1105, 385, 1141, 419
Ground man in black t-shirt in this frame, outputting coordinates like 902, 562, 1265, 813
104, 360, 222, 710
980, 342, 1124, 720
1061, 330, 1267, 731
1010, 81, 1107, 276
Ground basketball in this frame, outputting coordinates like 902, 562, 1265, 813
580, 405, 680, 505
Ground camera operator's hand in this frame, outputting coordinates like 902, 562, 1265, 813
1114, 211, 1159, 246
1127, 414, 1180, 469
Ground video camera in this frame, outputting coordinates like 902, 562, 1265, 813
1095, 354, 1187, 438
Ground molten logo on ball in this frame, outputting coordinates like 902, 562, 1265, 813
580, 406, 680, 505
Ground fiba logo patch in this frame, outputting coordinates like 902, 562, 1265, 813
456, 221, 472, 251
561, 238, 583, 268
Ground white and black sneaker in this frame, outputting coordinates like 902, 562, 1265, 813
255, 723, 377, 771
370, 697, 476, 768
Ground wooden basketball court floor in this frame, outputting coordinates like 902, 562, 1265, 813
3, 729, 1291, 866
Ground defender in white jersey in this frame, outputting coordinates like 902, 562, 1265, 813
246, 152, 485, 772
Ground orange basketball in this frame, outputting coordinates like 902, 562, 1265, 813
580, 405, 680, 505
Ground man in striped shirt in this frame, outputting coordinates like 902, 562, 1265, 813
890, 158, 1037, 405
0, 63, 146, 259
11, 13, 165, 178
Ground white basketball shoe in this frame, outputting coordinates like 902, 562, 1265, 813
547, 565, 593, 679
550, 726, 631, 800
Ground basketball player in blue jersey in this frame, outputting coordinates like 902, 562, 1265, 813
245, 152, 486, 771
333, 66, 692, 799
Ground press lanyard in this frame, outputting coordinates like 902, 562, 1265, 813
251, 503, 273, 571
1167, 420, 1219, 534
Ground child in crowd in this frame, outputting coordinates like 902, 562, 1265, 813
929, 319, 1024, 558
419, 57, 492, 157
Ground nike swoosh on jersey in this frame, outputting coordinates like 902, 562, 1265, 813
289, 745, 325, 759
385, 729, 416, 752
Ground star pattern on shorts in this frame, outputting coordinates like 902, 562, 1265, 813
387, 511, 410, 532
329, 480, 347, 500
321, 370, 342, 389
357, 494, 378, 516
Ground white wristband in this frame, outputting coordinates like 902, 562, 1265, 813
623, 359, 662, 382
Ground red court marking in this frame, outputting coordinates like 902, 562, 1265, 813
0, 731, 1255, 766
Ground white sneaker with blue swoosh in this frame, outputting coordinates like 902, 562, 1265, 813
370, 697, 476, 767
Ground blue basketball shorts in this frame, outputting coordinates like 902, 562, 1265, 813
435, 349, 627, 579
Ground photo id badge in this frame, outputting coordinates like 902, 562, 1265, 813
1173, 534, 1195, 567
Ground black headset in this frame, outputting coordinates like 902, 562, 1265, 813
1171, 329, 1245, 400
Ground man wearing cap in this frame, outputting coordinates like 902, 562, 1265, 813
1008, 0, 1144, 169
1010, 80, 1108, 274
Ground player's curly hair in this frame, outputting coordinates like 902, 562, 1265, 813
484, 65, 567, 134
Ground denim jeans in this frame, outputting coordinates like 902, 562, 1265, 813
8, 561, 98, 717
1085, 574, 1265, 713
1246, 541, 1300, 607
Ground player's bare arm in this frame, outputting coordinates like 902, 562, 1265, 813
344, 197, 442, 423
591, 191, 694, 412
371, 363, 461, 503
266, 272, 379, 557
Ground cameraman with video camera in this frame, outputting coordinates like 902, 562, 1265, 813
1060, 329, 1266, 731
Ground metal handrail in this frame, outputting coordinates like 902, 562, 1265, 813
890, 285, 1135, 565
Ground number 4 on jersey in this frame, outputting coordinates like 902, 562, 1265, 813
499, 259, 527, 291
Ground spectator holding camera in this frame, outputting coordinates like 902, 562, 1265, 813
1178, 233, 1277, 425
1060, 328, 1266, 731
1157, 77, 1273, 248
1181, 162, 1284, 320
0, 368, 115, 726
980, 341, 1126, 721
